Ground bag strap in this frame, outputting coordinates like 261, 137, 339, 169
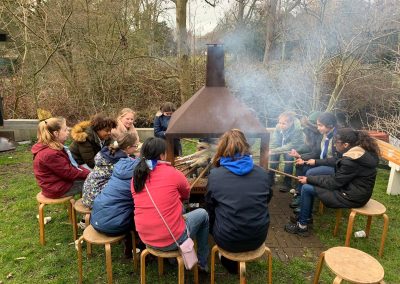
145, 184, 188, 247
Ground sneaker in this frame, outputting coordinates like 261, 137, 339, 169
279, 185, 290, 193
78, 221, 86, 230
289, 196, 301, 208
198, 264, 209, 273
289, 214, 313, 224
284, 222, 310, 237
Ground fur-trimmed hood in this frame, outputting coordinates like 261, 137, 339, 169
71, 121, 91, 142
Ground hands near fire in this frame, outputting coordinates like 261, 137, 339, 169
298, 176, 307, 184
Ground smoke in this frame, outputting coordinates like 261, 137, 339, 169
218, 0, 400, 126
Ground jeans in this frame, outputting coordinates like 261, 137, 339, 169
62, 180, 84, 197
149, 208, 209, 268
299, 184, 317, 225
269, 153, 294, 187
295, 165, 335, 193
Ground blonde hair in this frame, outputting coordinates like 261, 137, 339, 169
37, 117, 66, 150
212, 129, 251, 167
108, 132, 137, 155
117, 108, 136, 123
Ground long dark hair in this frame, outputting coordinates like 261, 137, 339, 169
335, 128, 380, 156
133, 137, 166, 193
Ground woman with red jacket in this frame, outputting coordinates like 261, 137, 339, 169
32, 117, 90, 198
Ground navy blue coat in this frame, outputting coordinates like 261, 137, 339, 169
153, 113, 182, 156
205, 164, 272, 252
90, 157, 139, 235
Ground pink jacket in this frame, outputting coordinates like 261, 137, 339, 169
32, 143, 90, 198
131, 162, 190, 247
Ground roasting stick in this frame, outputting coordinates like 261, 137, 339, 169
190, 163, 212, 190
267, 168, 298, 180
268, 160, 295, 164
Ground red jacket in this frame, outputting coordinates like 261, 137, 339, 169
32, 143, 90, 198
132, 162, 190, 247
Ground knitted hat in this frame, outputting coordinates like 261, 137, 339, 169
308, 111, 323, 125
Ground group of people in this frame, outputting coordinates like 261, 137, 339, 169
269, 111, 379, 236
31, 105, 380, 273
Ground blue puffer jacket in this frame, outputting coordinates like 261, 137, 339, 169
90, 157, 140, 235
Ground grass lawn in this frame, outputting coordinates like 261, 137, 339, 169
0, 144, 399, 283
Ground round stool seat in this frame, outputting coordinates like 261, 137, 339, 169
36, 192, 72, 204
74, 199, 91, 214
324, 246, 384, 283
218, 244, 266, 262
83, 225, 124, 245
145, 246, 180, 258
352, 199, 386, 216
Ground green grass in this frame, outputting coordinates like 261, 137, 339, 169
0, 145, 399, 283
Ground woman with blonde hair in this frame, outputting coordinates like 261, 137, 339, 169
32, 117, 90, 198
206, 129, 272, 274
112, 108, 140, 143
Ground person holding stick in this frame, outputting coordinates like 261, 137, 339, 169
284, 128, 379, 236
269, 111, 304, 192
206, 129, 272, 274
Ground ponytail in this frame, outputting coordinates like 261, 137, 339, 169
133, 137, 166, 193
108, 132, 137, 155
37, 117, 65, 150
357, 131, 380, 156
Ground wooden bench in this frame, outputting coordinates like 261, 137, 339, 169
374, 139, 400, 195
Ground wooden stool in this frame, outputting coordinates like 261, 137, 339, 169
77, 225, 138, 284
140, 246, 198, 284
313, 246, 385, 284
211, 244, 272, 284
345, 199, 389, 257
36, 192, 73, 245
71, 198, 92, 254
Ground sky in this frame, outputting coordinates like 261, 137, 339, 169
161, 0, 229, 35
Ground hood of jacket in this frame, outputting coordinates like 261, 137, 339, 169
31, 143, 49, 155
70, 121, 91, 142
99, 146, 128, 164
113, 157, 140, 180
343, 146, 379, 168
220, 154, 254, 176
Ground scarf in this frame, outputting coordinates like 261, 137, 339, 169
320, 128, 336, 159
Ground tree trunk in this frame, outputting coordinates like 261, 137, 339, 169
176, 0, 191, 104
263, 0, 278, 65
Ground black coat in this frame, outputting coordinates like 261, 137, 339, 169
307, 146, 379, 208
205, 165, 272, 252
153, 113, 182, 156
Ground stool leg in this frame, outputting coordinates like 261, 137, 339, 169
85, 214, 92, 255
313, 251, 325, 284
105, 243, 113, 284
193, 261, 199, 284
38, 203, 45, 245
333, 209, 342, 236
345, 211, 357, 247
70, 200, 78, 241
211, 245, 219, 284
265, 247, 273, 284
140, 249, 150, 284
77, 236, 84, 284
131, 231, 138, 272
333, 276, 343, 283
379, 214, 389, 257
319, 201, 324, 214
177, 257, 185, 284
67, 200, 73, 224
365, 216, 373, 237
157, 257, 164, 276
239, 262, 246, 284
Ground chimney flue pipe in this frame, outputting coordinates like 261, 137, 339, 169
206, 44, 225, 87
